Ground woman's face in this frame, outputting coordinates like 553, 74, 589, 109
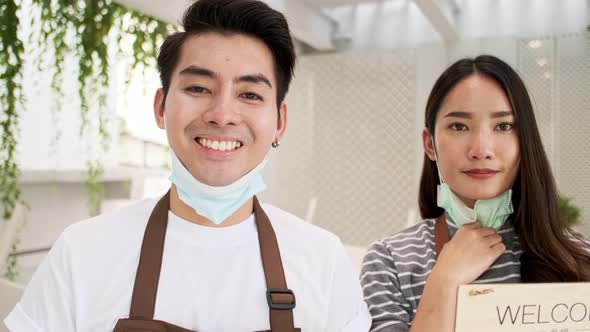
423, 74, 521, 208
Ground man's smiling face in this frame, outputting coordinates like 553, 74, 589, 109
154, 32, 287, 186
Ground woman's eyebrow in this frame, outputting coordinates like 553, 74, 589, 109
443, 110, 513, 119
491, 110, 513, 118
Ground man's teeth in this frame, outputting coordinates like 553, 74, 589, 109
197, 138, 242, 151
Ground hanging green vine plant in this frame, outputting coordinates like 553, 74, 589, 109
30, 0, 73, 103
4, 238, 21, 280
25, 0, 173, 216
29, 0, 75, 160
1, 0, 25, 281
0, 0, 24, 222
115, 5, 172, 73
75, 0, 116, 137
85, 160, 104, 216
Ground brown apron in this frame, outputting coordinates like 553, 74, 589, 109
434, 214, 450, 258
114, 190, 300, 332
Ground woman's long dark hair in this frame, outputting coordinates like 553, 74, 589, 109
419, 55, 590, 282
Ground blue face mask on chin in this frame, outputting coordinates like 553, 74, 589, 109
168, 152, 268, 225
436, 182, 513, 229
431, 135, 513, 229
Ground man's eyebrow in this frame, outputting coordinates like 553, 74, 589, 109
234, 74, 272, 88
178, 67, 272, 89
179, 66, 217, 78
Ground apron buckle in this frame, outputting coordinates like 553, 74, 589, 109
266, 288, 296, 310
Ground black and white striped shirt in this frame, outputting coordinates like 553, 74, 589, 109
360, 217, 522, 332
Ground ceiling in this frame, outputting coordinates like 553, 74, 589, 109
113, 0, 590, 51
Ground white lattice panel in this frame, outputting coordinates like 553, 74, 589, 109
555, 33, 590, 237
265, 50, 418, 246
518, 33, 590, 237
517, 36, 557, 165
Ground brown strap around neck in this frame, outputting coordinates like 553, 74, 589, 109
128, 191, 296, 331
253, 196, 297, 332
129, 190, 171, 319
435, 214, 450, 258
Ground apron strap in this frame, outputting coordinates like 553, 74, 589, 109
254, 197, 297, 332
129, 190, 171, 319
128, 192, 297, 331
434, 214, 450, 258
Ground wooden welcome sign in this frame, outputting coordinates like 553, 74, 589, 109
455, 283, 590, 332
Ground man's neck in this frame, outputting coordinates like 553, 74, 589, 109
169, 185, 254, 227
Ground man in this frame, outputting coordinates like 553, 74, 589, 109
4, 0, 371, 331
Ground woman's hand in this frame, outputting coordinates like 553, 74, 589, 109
410, 221, 506, 332
432, 221, 506, 286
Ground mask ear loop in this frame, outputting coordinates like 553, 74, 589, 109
432, 132, 478, 222
430, 132, 445, 185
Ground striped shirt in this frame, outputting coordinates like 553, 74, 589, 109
360, 217, 522, 332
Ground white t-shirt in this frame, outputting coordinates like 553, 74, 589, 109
4, 198, 371, 332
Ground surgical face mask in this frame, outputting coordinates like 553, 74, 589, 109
168, 152, 268, 225
436, 182, 513, 229
431, 134, 513, 229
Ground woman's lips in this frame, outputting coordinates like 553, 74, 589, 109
463, 169, 499, 179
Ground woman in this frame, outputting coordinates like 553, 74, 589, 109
361, 55, 590, 332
